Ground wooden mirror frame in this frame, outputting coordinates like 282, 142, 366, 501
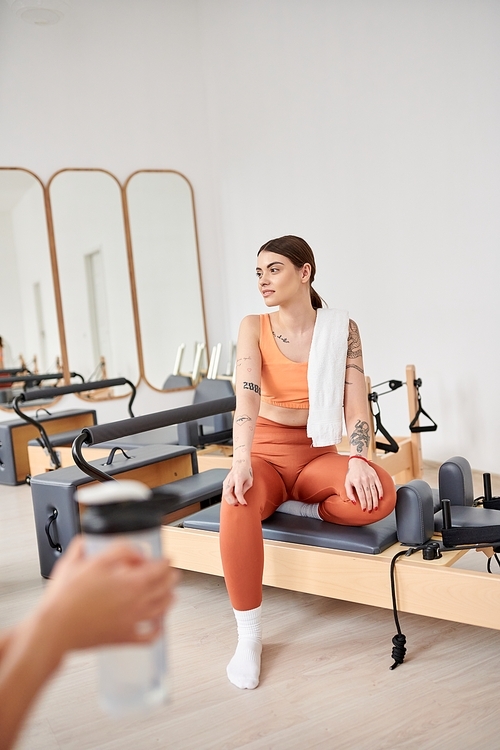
47, 168, 140, 401
0, 167, 65, 412
1, 166, 209, 407
123, 169, 208, 392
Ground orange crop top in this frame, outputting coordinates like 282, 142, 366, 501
259, 314, 309, 409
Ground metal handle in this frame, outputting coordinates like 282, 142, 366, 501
45, 508, 62, 552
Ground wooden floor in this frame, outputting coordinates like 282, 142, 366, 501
1, 464, 500, 750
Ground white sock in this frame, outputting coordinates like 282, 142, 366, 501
227, 605, 262, 690
275, 500, 322, 519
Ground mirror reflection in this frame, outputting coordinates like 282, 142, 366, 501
125, 170, 206, 390
0, 168, 61, 406
49, 169, 139, 392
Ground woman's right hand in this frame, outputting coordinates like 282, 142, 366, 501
222, 461, 253, 506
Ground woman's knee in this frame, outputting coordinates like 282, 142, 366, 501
291, 453, 347, 502
372, 464, 397, 508
248, 457, 288, 516
220, 458, 287, 527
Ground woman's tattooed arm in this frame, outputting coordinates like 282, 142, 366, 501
235, 414, 252, 426
346, 363, 364, 374
349, 419, 370, 454
345, 320, 364, 388
347, 320, 362, 359
243, 382, 261, 395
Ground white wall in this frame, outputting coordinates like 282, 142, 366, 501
0, 0, 498, 472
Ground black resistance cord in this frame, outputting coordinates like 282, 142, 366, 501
389, 541, 500, 670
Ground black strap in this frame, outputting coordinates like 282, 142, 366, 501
409, 379, 437, 433
369, 392, 399, 454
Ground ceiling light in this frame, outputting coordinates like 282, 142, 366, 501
6, 0, 70, 25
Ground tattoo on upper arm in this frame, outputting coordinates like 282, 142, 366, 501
346, 363, 364, 374
243, 381, 261, 395
236, 414, 252, 425
347, 320, 362, 359
236, 357, 251, 367
349, 419, 370, 454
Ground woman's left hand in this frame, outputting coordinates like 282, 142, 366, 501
345, 459, 383, 512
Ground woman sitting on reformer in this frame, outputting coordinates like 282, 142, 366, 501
220, 235, 397, 690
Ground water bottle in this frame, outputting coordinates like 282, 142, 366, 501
77, 480, 169, 717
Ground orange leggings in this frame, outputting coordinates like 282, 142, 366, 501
220, 416, 397, 610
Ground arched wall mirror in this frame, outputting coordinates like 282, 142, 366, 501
48, 169, 140, 395
0, 168, 62, 408
125, 170, 207, 391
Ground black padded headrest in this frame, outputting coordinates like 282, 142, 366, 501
438, 456, 474, 506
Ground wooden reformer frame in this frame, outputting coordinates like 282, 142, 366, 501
162, 523, 500, 631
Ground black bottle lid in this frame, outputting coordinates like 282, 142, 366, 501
77, 480, 162, 535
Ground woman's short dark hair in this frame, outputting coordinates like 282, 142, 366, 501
258, 235, 324, 309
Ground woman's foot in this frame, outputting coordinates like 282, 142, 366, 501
227, 605, 262, 689
275, 500, 321, 519
227, 639, 262, 689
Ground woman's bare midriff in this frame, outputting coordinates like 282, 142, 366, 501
259, 400, 309, 427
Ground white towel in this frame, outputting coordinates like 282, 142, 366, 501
306, 307, 349, 447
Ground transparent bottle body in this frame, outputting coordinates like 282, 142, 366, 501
84, 528, 168, 717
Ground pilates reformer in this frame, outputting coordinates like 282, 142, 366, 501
164, 456, 500, 666
30, 396, 234, 577
30, 394, 500, 664
0, 372, 100, 486
24, 366, 233, 477
15, 378, 138, 478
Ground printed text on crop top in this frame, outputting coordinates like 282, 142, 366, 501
259, 314, 309, 409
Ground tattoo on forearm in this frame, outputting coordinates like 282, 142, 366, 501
234, 444, 246, 451
236, 414, 252, 425
347, 320, 362, 359
346, 363, 364, 374
243, 381, 261, 395
349, 419, 370, 454
345, 380, 353, 386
